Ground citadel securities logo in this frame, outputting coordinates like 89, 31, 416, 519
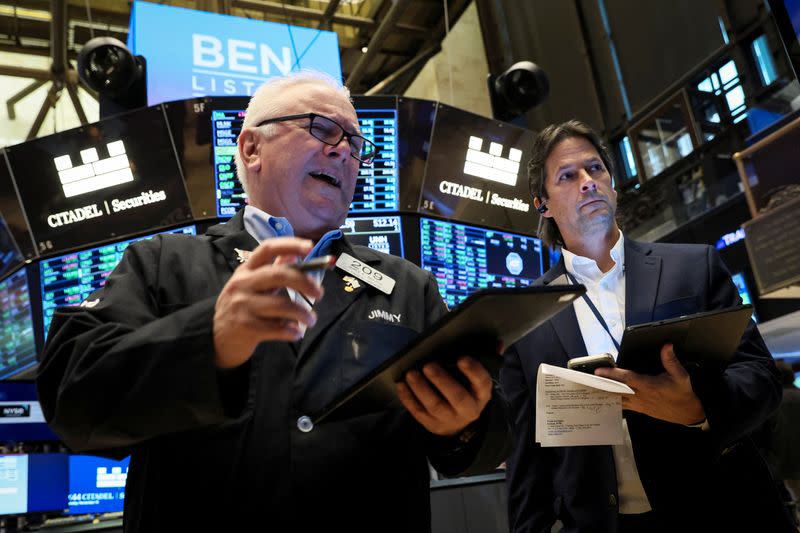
430, 135, 530, 213
53, 140, 133, 198
46, 191, 168, 228
128, 2, 342, 105
96, 466, 127, 489
463, 136, 523, 186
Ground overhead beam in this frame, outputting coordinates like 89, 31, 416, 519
365, 43, 440, 95
6, 79, 47, 119
27, 82, 59, 140
317, 0, 342, 30
0, 64, 50, 79
234, 0, 372, 27
232, 0, 427, 35
50, 0, 68, 74
390, 0, 471, 95
346, 0, 412, 88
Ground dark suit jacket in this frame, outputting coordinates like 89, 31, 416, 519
501, 239, 791, 533
37, 211, 509, 533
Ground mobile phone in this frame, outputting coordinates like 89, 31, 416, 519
291, 255, 336, 273
567, 353, 616, 373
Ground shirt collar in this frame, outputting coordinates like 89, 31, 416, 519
243, 205, 343, 259
562, 231, 625, 283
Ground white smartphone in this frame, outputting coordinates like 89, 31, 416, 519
567, 353, 616, 373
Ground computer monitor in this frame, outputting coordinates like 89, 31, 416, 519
0, 268, 36, 380
0, 453, 131, 518
350, 96, 399, 213
340, 216, 404, 257
419, 217, 544, 309
548, 245, 563, 270
768, 0, 800, 79
67, 455, 129, 515
0, 454, 68, 516
0, 151, 35, 262
730, 271, 758, 323
210, 99, 250, 218
4, 105, 193, 256
0, 382, 59, 443
0, 214, 24, 284
38, 226, 197, 339
731, 272, 753, 305
210, 96, 401, 218
417, 103, 538, 233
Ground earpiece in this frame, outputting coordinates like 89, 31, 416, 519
536, 201, 548, 214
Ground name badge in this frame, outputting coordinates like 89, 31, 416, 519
336, 253, 395, 295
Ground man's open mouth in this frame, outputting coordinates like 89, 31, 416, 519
309, 171, 341, 188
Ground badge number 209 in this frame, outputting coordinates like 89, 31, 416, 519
336, 252, 395, 295
348, 258, 382, 282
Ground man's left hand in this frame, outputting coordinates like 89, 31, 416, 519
594, 343, 706, 425
396, 356, 492, 437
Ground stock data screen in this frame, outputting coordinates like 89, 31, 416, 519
341, 216, 403, 257
0, 269, 36, 380
351, 108, 398, 213
211, 106, 399, 218
39, 226, 196, 337
420, 218, 544, 309
212, 109, 247, 218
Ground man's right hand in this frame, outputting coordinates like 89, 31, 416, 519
213, 237, 324, 369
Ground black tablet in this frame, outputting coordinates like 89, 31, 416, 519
616, 305, 754, 375
312, 284, 585, 424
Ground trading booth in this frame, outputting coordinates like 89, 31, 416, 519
0, 95, 541, 528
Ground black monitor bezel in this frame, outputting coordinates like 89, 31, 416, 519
768, 0, 800, 80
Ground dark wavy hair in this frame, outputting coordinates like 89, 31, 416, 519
528, 120, 616, 247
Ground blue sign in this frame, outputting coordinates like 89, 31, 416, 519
128, 1, 342, 105
68, 455, 130, 514
715, 227, 745, 250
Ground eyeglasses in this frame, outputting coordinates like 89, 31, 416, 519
254, 112, 377, 164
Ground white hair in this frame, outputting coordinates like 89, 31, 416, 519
233, 70, 351, 196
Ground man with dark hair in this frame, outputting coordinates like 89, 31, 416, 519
527, 120, 616, 248
37, 71, 508, 532
501, 119, 792, 532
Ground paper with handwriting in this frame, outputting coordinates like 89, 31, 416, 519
535, 363, 634, 447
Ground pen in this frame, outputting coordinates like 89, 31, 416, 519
291, 255, 336, 273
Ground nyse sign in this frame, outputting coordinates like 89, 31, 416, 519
129, 1, 342, 105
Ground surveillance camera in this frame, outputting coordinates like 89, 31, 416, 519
77, 37, 144, 96
488, 61, 550, 122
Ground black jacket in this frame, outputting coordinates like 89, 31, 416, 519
37, 211, 509, 532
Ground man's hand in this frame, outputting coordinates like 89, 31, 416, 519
213, 237, 324, 369
594, 343, 706, 425
396, 357, 493, 437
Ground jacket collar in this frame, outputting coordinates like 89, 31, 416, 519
207, 210, 260, 272
538, 238, 663, 357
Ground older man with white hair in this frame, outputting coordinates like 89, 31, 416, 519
38, 71, 509, 532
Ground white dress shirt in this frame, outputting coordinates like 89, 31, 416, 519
562, 232, 652, 514
243, 205, 342, 336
